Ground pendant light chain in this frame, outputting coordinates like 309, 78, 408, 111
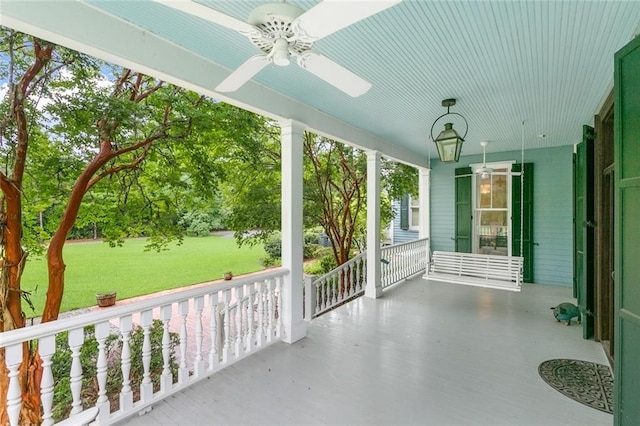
520, 121, 525, 261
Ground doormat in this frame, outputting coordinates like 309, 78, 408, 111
538, 359, 613, 414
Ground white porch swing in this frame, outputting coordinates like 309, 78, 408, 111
426, 118, 527, 292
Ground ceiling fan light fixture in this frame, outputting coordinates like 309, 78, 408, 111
272, 38, 291, 66
475, 141, 494, 177
430, 99, 467, 163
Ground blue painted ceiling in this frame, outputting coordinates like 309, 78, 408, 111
2, 1, 640, 164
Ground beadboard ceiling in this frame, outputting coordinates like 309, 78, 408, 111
2, 1, 640, 166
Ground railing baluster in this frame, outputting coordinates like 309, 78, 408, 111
39, 335, 55, 426
246, 283, 255, 352
95, 321, 111, 422
222, 289, 232, 363
314, 280, 321, 314
255, 282, 265, 347
266, 279, 274, 341
275, 276, 283, 338
234, 286, 244, 357
178, 300, 189, 383
160, 304, 173, 392
5, 344, 22, 426
209, 292, 220, 369
194, 296, 205, 376
331, 275, 337, 305
68, 328, 84, 415
140, 309, 154, 402
120, 315, 134, 412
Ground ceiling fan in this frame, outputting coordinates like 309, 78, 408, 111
153, 0, 402, 97
476, 141, 493, 178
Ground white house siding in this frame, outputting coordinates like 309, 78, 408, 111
429, 145, 574, 286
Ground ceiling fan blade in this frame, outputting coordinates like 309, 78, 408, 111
294, 0, 402, 41
151, 0, 258, 34
215, 55, 271, 93
297, 52, 371, 97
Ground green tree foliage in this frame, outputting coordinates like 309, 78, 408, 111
0, 27, 269, 421
220, 127, 418, 269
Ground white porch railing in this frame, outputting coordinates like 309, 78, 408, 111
305, 238, 429, 319
0, 269, 287, 426
305, 252, 366, 319
380, 238, 429, 289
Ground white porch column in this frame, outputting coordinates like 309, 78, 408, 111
280, 119, 307, 343
418, 167, 431, 276
365, 151, 382, 299
418, 167, 430, 239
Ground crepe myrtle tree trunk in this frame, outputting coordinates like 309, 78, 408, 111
0, 37, 54, 425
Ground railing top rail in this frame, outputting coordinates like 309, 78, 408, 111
382, 237, 429, 252
311, 251, 366, 285
0, 268, 289, 347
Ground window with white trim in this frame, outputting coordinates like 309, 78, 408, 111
409, 196, 420, 230
469, 161, 514, 256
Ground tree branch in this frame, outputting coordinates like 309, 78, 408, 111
85, 142, 153, 192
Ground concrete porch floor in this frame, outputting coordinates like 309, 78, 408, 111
118, 277, 611, 426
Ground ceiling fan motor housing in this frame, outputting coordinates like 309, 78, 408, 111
247, 2, 313, 58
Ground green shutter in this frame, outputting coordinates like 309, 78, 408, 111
574, 126, 595, 339
614, 34, 640, 426
512, 163, 534, 283
455, 167, 472, 253
400, 195, 409, 230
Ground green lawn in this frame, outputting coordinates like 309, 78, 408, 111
21, 236, 266, 316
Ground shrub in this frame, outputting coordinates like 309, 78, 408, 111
260, 256, 281, 268
264, 230, 323, 261
180, 210, 225, 237
304, 231, 320, 245
263, 232, 282, 259
303, 247, 336, 276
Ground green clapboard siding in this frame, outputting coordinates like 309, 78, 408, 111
431, 145, 573, 286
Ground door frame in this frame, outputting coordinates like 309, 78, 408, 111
594, 91, 615, 363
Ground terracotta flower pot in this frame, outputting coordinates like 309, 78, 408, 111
96, 292, 117, 307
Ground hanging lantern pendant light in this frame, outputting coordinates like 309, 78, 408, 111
430, 98, 468, 163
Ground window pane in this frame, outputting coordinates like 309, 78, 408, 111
410, 197, 419, 207
492, 174, 507, 208
477, 211, 508, 255
411, 208, 420, 226
477, 175, 491, 208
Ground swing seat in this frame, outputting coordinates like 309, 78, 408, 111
427, 251, 523, 292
